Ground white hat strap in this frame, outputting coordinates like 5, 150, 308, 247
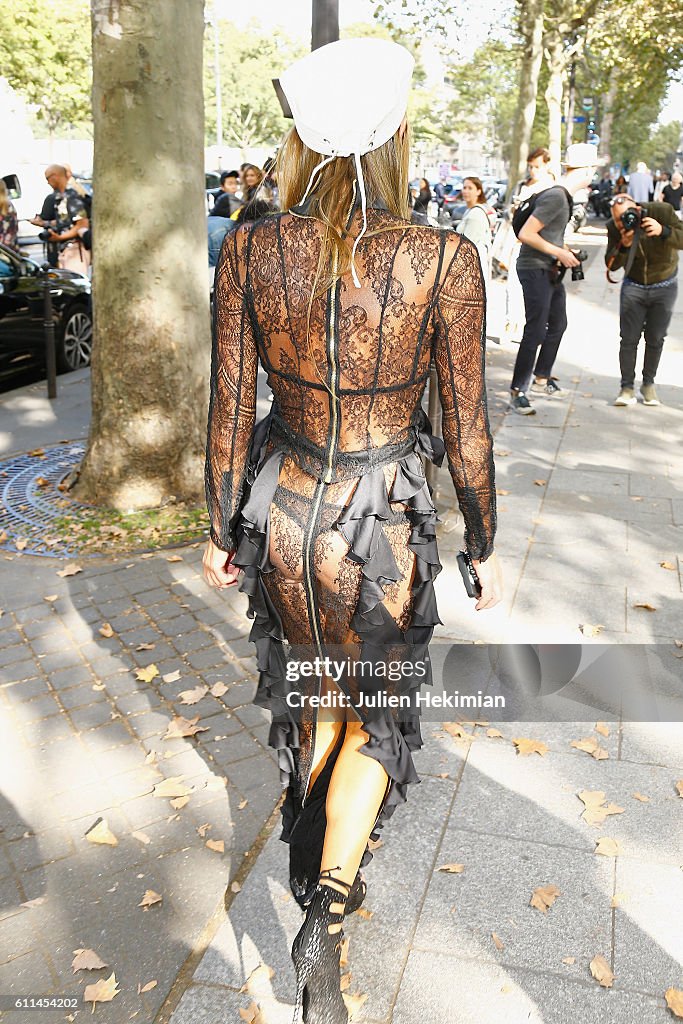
298, 153, 337, 208
350, 150, 368, 289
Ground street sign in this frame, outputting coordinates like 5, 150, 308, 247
574, 116, 586, 123
582, 98, 594, 110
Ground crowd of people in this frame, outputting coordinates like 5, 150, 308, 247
206, 161, 278, 267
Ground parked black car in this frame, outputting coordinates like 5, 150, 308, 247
0, 243, 92, 373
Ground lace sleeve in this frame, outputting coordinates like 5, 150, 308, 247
432, 235, 496, 561
204, 229, 258, 553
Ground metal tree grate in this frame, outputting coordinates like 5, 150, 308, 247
0, 443, 93, 558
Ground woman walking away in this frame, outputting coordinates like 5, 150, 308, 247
456, 176, 493, 288
203, 37, 501, 1024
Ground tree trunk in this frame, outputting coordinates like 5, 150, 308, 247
598, 68, 618, 167
544, 35, 565, 172
75, 0, 210, 509
507, 0, 545, 201
564, 60, 576, 151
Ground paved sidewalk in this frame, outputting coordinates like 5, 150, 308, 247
0, 225, 681, 1024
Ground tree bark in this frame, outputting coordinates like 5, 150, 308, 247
598, 68, 618, 167
76, 0, 210, 509
564, 60, 576, 151
544, 35, 565, 172
507, 0, 545, 201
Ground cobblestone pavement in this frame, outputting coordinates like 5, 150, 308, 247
0, 226, 682, 1024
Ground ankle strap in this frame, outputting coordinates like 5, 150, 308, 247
318, 867, 353, 896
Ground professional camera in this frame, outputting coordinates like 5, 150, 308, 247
570, 249, 588, 282
38, 229, 52, 242
620, 206, 642, 232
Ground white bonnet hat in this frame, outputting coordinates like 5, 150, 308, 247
563, 143, 599, 169
279, 38, 415, 287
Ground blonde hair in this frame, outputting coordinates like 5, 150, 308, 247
0, 180, 9, 218
276, 123, 412, 294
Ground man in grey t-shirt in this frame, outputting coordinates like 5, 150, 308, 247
509, 143, 597, 415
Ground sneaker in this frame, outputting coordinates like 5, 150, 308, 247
614, 387, 636, 406
640, 384, 661, 406
510, 391, 536, 415
531, 377, 565, 397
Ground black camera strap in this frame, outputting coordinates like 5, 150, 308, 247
606, 221, 641, 284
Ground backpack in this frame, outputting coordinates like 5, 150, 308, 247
512, 186, 572, 238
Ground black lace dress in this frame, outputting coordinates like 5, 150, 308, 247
205, 204, 496, 906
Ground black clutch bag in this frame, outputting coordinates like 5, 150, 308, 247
456, 551, 482, 599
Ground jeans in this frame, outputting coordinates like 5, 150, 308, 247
511, 267, 568, 393
207, 216, 235, 268
619, 276, 678, 387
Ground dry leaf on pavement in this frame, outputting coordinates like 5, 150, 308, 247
85, 818, 118, 846
238, 798, 248, 809
676, 781, 683, 799
595, 837, 621, 857
632, 792, 650, 802
136, 642, 156, 651
492, 932, 505, 950
444, 722, 474, 741
570, 737, 609, 760
162, 669, 181, 682
206, 839, 225, 854
589, 954, 614, 987
343, 992, 369, 1018
660, 561, 676, 570
230, 881, 242, 893
239, 964, 275, 994
164, 715, 210, 739
578, 790, 624, 826
99, 622, 115, 638
135, 664, 159, 683
210, 682, 229, 697
138, 889, 163, 910
633, 602, 657, 612
665, 988, 683, 1018
579, 623, 604, 637
340, 937, 350, 967
131, 830, 151, 845
83, 972, 120, 1007
595, 722, 610, 737
178, 685, 209, 706
356, 907, 373, 920
166, 554, 183, 562
487, 728, 504, 738
438, 863, 465, 874
43, 594, 58, 602
341, 972, 352, 991
152, 777, 192, 799
239, 1002, 269, 1023
512, 737, 549, 756
533, 479, 547, 486
57, 563, 83, 577
196, 823, 211, 838
530, 884, 561, 913
562, 956, 576, 965
72, 948, 108, 973
138, 979, 158, 994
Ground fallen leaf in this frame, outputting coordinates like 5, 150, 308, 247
164, 715, 209, 739
210, 682, 229, 697
676, 781, 683, 799
512, 737, 549, 756
72, 948, 108, 973
438, 863, 465, 874
571, 737, 609, 760
632, 792, 650, 802
633, 602, 657, 612
659, 562, 676, 571
533, 479, 547, 487
562, 956, 576, 965
341, 972, 352, 991
43, 594, 59, 603
170, 796, 189, 809
152, 777, 192, 799
29, 447, 45, 457
343, 991, 369, 1018
356, 907, 373, 920
206, 839, 225, 853
444, 722, 472, 741
230, 881, 242, 893
578, 790, 624, 826
85, 818, 118, 846
136, 642, 156, 651
492, 932, 504, 950
340, 937, 350, 967
238, 798, 248, 810
138, 979, 158, 994
162, 669, 182, 683
15, 538, 29, 551
99, 622, 115, 638
496, 488, 510, 496
665, 988, 683, 1018
579, 623, 604, 637
35, 475, 51, 487
530, 884, 561, 913
595, 837, 621, 857
135, 664, 159, 683
589, 954, 614, 988
178, 685, 209, 706
138, 889, 163, 909
84, 972, 120, 1007
238, 1003, 269, 1024
131, 830, 151, 845
486, 727, 504, 738
594, 722, 610, 737
675, 640, 683, 649
166, 554, 183, 562
240, 964, 275, 994
196, 823, 211, 838
56, 563, 82, 577
611, 891, 628, 908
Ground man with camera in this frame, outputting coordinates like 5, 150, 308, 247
509, 143, 597, 415
606, 194, 683, 406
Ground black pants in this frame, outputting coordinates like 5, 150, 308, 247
619, 276, 678, 387
511, 268, 568, 392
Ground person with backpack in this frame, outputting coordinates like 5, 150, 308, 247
509, 143, 597, 415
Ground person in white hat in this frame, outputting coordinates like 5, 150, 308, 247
509, 141, 598, 415
202, 38, 502, 1022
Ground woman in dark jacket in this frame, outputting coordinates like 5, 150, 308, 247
411, 176, 432, 223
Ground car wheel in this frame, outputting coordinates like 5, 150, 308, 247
58, 307, 92, 371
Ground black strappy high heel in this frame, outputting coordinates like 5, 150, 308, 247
291, 868, 351, 1024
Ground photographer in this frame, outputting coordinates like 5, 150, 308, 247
30, 165, 90, 276
509, 143, 597, 415
606, 194, 683, 406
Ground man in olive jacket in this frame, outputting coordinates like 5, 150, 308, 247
606, 196, 683, 406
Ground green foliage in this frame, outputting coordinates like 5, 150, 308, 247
204, 19, 306, 151
443, 40, 521, 161
639, 120, 683, 173
372, 0, 460, 40
0, 0, 92, 135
